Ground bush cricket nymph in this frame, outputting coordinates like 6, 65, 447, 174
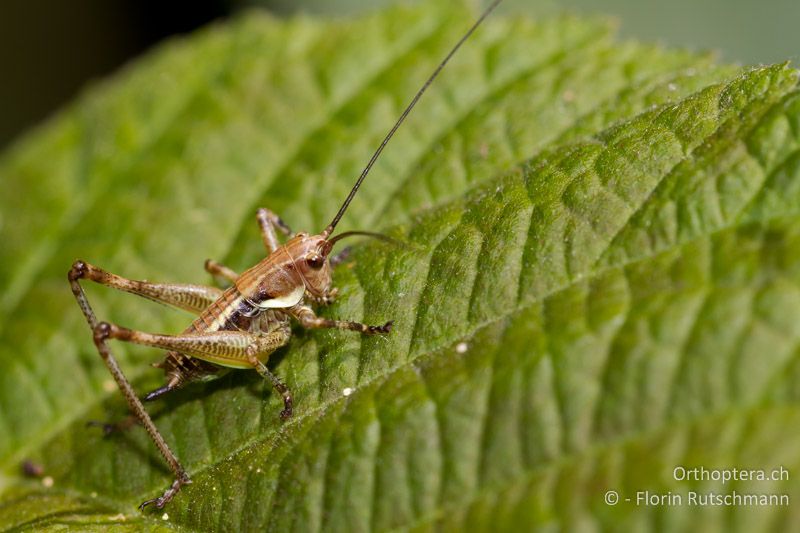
69, 0, 502, 511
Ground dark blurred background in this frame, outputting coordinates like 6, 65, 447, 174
1, 0, 798, 150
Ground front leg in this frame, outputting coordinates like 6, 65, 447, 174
290, 304, 393, 334
311, 287, 339, 306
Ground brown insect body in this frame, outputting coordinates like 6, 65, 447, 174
67, 0, 502, 512
155, 232, 336, 391
235, 232, 334, 307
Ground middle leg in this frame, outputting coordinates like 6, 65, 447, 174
256, 208, 293, 253
69, 260, 222, 315
204, 259, 239, 285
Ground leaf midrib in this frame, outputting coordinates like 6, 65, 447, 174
141, 188, 800, 518
162, 81, 800, 512
6, 66, 792, 510
5, 77, 796, 533
11, 361, 800, 531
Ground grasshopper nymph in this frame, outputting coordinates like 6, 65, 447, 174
69, 0, 502, 511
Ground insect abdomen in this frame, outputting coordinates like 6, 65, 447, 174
187, 285, 252, 334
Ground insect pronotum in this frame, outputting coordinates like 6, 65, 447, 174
69, 0, 502, 511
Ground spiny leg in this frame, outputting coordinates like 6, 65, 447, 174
313, 288, 339, 306
143, 383, 176, 402
94, 323, 191, 510
204, 259, 239, 285
69, 260, 222, 315
69, 260, 223, 435
290, 304, 393, 335
69, 259, 232, 408
69, 268, 191, 510
89, 389, 176, 434
256, 208, 293, 253
97, 323, 294, 418
87, 365, 187, 436
249, 358, 293, 419
145, 350, 222, 402
87, 385, 170, 436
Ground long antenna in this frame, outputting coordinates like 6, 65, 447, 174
323, 0, 503, 237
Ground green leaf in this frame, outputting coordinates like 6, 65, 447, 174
1, 2, 799, 531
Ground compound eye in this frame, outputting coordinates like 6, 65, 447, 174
306, 254, 324, 269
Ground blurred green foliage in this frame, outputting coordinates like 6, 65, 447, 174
255, 0, 800, 65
